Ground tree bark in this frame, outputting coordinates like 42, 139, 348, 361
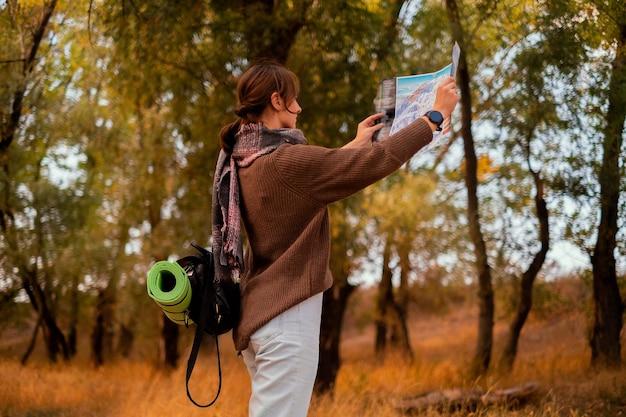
314, 282, 355, 394
446, 0, 494, 378
90, 222, 129, 366
375, 241, 394, 357
118, 321, 135, 358
68, 274, 80, 357
589, 20, 625, 369
160, 313, 180, 369
21, 317, 43, 365
91, 289, 107, 367
393, 246, 414, 360
22, 268, 69, 363
374, 239, 413, 360
231, 0, 311, 62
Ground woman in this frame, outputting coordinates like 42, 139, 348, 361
212, 61, 458, 417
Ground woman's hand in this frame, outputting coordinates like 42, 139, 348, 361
343, 113, 384, 149
421, 77, 458, 132
432, 76, 458, 120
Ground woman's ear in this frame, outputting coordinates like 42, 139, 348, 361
270, 92, 282, 111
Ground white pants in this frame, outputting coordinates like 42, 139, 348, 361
242, 293, 323, 417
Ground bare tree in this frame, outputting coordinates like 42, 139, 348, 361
1, 0, 69, 364
500, 139, 550, 372
445, 0, 495, 378
589, 9, 625, 369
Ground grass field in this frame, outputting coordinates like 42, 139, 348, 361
1, 294, 625, 417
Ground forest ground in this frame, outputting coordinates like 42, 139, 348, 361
1, 279, 625, 417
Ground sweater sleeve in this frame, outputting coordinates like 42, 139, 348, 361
271, 118, 434, 205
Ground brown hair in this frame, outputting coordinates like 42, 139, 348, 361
220, 61, 300, 153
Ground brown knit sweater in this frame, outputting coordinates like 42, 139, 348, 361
233, 118, 434, 351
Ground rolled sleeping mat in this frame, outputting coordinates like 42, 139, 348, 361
147, 260, 194, 326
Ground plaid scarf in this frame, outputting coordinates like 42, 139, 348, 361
212, 123, 307, 283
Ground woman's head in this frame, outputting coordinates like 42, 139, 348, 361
235, 62, 300, 120
220, 61, 300, 153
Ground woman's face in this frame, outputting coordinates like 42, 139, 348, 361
279, 97, 301, 129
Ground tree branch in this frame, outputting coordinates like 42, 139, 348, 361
0, 58, 27, 65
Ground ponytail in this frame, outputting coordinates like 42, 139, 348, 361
219, 119, 242, 155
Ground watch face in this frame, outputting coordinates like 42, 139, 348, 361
429, 111, 444, 124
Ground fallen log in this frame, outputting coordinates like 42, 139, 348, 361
392, 381, 541, 414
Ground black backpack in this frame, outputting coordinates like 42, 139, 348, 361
175, 242, 240, 408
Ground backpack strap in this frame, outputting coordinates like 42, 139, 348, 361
185, 245, 223, 408
186, 332, 222, 407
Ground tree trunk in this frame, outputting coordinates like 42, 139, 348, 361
446, 0, 494, 378
160, 313, 180, 369
238, 0, 310, 62
590, 21, 625, 369
93, 270, 130, 366
22, 269, 69, 363
91, 289, 107, 367
375, 241, 394, 357
21, 317, 43, 365
500, 170, 549, 373
43, 314, 68, 363
375, 240, 413, 361
91, 273, 122, 366
68, 273, 80, 357
315, 281, 355, 395
90, 219, 130, 366
118, 321, 135, 358
392, 246, 413, 360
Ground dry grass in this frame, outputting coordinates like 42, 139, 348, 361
1, 302, 625, 417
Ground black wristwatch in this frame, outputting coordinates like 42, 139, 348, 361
424, 110, 444, 131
